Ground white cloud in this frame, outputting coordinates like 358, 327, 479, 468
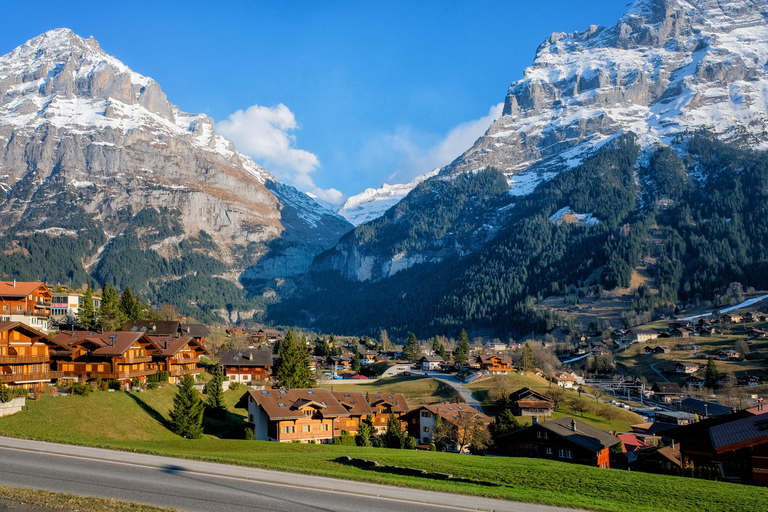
379, 103, 504, 184
216, 103, 345, 204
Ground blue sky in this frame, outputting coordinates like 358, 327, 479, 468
2, 0, 631, 203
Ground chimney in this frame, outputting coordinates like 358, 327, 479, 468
571, 419, 577, 432
532, 416, 538, 425
13, 279, 16, 287
152, 324, 157, 331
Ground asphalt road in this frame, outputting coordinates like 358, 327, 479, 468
0, 437, 581, 512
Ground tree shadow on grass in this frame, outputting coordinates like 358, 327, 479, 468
202, 408, 248, 439
125, 391, 174, 432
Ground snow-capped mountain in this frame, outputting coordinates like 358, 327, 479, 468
450, 0, 768, 179
0, 29, 350, 303
337, 170, 439, 226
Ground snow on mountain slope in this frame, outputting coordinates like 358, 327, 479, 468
337, 169, 439, 226
450, 0, 768, 177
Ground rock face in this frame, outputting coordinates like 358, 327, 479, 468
0, 29, 350, 292
450, 0, 768, 178
316, 0, 768, 283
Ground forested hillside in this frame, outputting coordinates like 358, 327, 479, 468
270, 132, 768, 339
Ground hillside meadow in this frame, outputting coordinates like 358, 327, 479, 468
0, 384, 766, 512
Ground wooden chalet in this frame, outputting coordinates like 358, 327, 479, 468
497, 416, 620, 468
420, 355, 443, 371
717, 349, 740, 361
651, 382, 683, 403
368, 393, 409, 433
721, 314, 743, 324
123, 321, 209, 345
240, 388, 349, 443
476, 354, 513, 374
509, 387, 555, 418
629, 446, 682, 475
359, 350, 377, 363
675, 362, 699, 374
331, 391, 374, 434
0, 322, 67, 390
0, 281, 51, 331
667, 411, 768, 486
328, 355, 352, 371
628, 329, 660, 343
404, 402, 491, 451
685, 375, 706, 387
52, 331, 159, 384
553, 371, 576, 388
147, 335, 208, 384
220, 348, 272, 383
253, 329, 283, 343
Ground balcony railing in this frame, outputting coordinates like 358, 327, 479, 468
0, 371, 62, 383
0, 355, 50, 364
169, 367, 202, 377
115, 356, 153, 364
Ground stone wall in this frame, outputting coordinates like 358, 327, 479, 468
0, 397, 26, 418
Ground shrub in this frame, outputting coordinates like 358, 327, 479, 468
244, 428, 255, 441
107, 379, 121, 391
0, 384, 12, 403
70, 382, 90, 396
13, 388, 29, 397
147, 381, 159, 390
228, 382, 241, 392
334, 430, 357, 446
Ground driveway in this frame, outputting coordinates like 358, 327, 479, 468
424, 371, 487, 413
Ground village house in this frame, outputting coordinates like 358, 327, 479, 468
717, 349, 740, 361
0, 281, 52, 332
670, 328, 693, 338
419, 355, 443, 371
496, 416, 620, 468
629, 445, 682, 475
52, 331, 159, 385
476, 354, 513, 374
628, 329, 660, 343
651, 382, 683, 403
368, 393, 409, 433
552, 371, 576, 388
147, 335, 208, 384
656, 410, 696, 426
508, 387, 555, 418
240, 388, 349, 443
685, 375, 706, 387
50, 288, 101, 325
721, 314, 743, 324
331, 391, 373, 435
122, 321, 209, 346
667, 409, 768, 486
404, 402, 491, 451
220, 348, 272, 383
359, 350, 377, 364
678, 398, 732, 419
328, 355, 352, 371
675, 362, 699, 374
0, 322, 68, 391
253, 329, 283, 344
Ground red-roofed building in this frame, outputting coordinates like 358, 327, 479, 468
148, 335, 208, 384
404, 402, 491, 452
0, 322, 68, 391
0, 281, 51, 332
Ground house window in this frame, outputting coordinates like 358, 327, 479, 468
423, 426, 429, 432
305, 410, 312, 416
17, 306, 21, 311
559, 449, 573, 459
322, 424, 328, 431
420, 411, 431, 418
249, 414, 254, 422
282, 426, 295, 434
543, 432, 548, 439
303, 425, 311, 432
545, 447, 553, 455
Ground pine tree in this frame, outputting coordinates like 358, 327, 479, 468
438, 344, 447, 361
169, 374, 205, 439
119, 286, 136, 320
431, 335, 441, 353
77, 285, 95, 329
276, 330, 315, 389
98, 284, 125, 331
454, 329, 471, 365
402, 333, 420, 362
352, 346, 361, 373
205, 364, 227, 419
381, 412, 414, 449
704, 356, 719, 389
355, 416, 373, 447
521, 342, 536, 374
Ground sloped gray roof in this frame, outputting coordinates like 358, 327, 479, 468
540, 416, 620, 452
220, 348, 272, 367
710, 411, 768, 452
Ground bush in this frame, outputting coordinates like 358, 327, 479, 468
107, 379, 121, 391
0, 384, 12, 403
13, 388, 29, 397
244, 428, 255, 441
334, 430, 357, 446
131, 377, 142, 388
228, 382, 241, 392
70, 382, 90, 396
147, 381, 159, 390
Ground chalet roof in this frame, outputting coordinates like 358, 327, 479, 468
554, 371, 575, 381
179, 324, 210, 338
676, 362, 699, 369
655, 446, 682, 467
679, 398, 731, 417
242, 388, 349, 420
629, 329, 659, 336
256, 328, 282, 337
0, 281, 48, 298
420, 355, 444, 362
651, 382, 682, 394
331, 391, 374, 416
369, 393, 409, 413
147, 335, 208, 357
509, 387, 554, 407
424, 403, 492, 425
0, 321, 67, 350
329, 355, 351, 363
477, 354, 512, 365
618, 433, 649, 453
122, 320, 180, 336
710, 412, 768, 452
55, 331, 152, 356
539, 416, 620, 452
220, 348, 272, 367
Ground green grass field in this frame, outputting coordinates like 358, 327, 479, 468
0, 485, 177, 512
1, 385, 766, 512
320, 376, 461, 407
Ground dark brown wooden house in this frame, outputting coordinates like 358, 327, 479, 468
0, 321, 66, 391
220, 348, 272, 383
147, 335, 208, 384
509, 387, 554, 418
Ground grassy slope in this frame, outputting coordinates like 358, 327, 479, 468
0, 485, 178, 512
320, 377, 461, 408
467, 372, 644, 432
1, 387, 766, 512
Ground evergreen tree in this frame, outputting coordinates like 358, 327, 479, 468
705, 357, 719, 389
169, 374, 205, 439
521, 343, 537, 374
205, 364, 227, 419
454, 329, 470, 365
0, 384, 12, 403
489, 409, 522, 440
276, 330, 315, 389
355, 416, 373, 447
352, 346, 361, 373
381, 412, 414, 449
98, 284, 125, 331
77, 285, 95, 329
402, 332, 420, 362
437, 344, 446, 361
119, 286, 136, 320
431, 335, 441, 353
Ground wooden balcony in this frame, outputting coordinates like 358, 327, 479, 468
0, 371, 62, 383
0, 355, 50, 364
115, 356, 153, 364
169, 367, 202, 377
